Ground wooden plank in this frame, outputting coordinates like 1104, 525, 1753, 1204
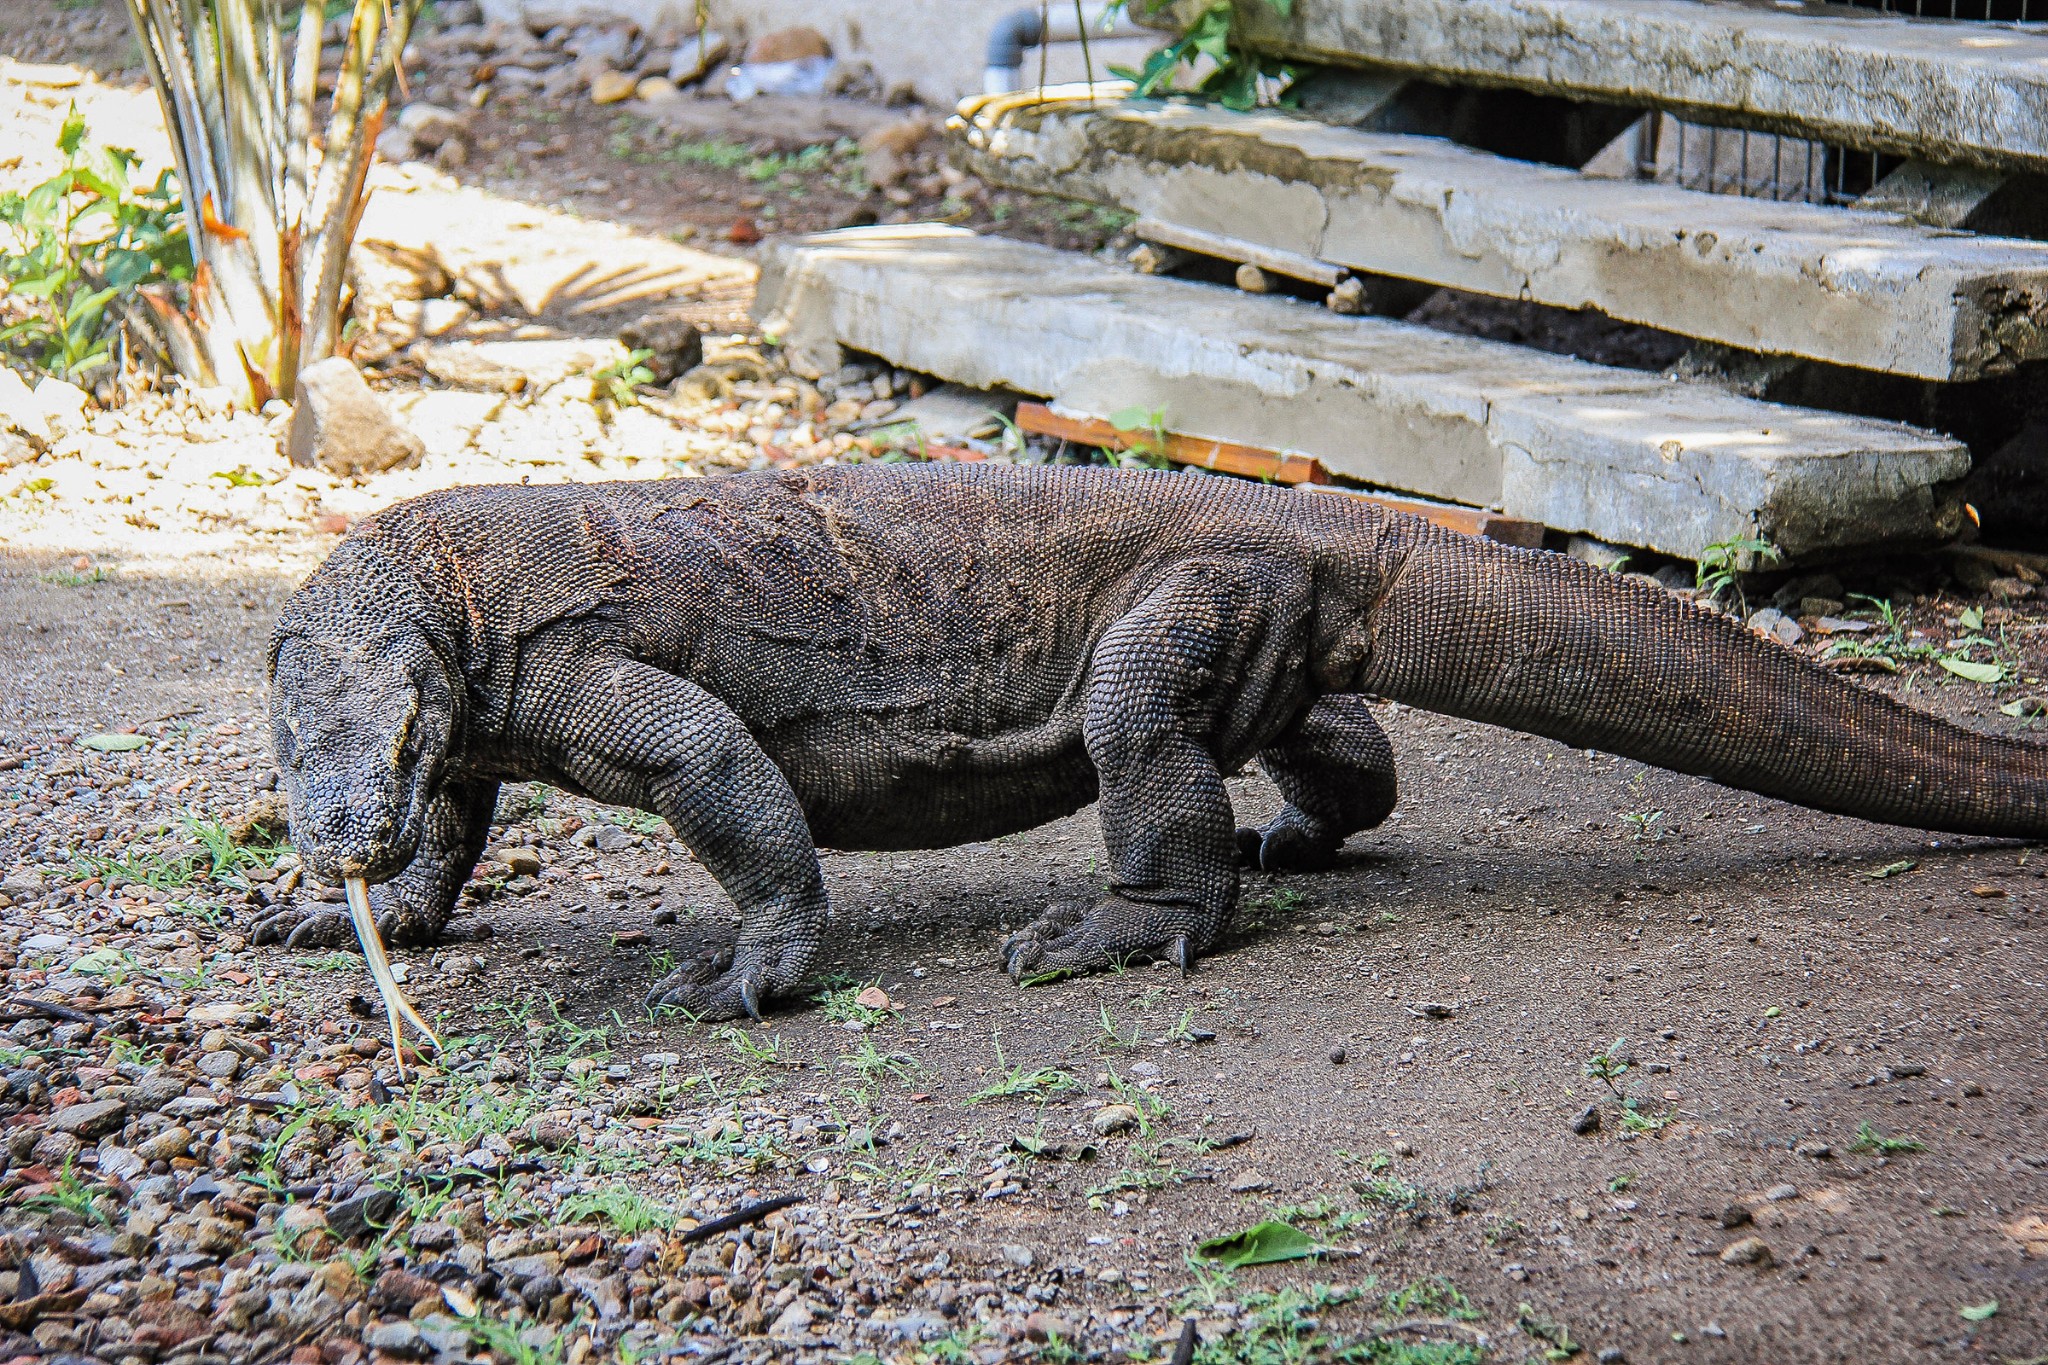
1015, 402, 1330, 485
1015, 401, 1546, 545
1301, 485, 1547, 548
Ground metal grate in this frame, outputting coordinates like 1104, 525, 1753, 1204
1629, 115, 1884, 205
1835, 0, 2046, 16
1629, 1, 2036, 204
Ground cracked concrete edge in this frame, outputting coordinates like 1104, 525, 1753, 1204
1138, 0, 2048, 174
950, 98, 2048, 382
754, 227, 1969, 560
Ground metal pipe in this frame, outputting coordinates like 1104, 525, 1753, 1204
984, 3, 1139, 94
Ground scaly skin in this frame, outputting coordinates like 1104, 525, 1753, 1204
266, 464, 2048, 1020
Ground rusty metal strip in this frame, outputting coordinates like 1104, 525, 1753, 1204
1014, 401, 1547, 546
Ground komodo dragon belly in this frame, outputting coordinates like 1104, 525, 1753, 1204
748, 704, 1102, 851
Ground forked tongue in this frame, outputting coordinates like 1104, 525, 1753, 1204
343, 876, 442, 1079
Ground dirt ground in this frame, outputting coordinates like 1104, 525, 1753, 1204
5, 5, 2048, 1365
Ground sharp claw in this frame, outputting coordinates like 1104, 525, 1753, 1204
1007, 949, 1029, 983
283, 915, 331, 950
739, 975, 763, 1023
1169, 934, 1191, 977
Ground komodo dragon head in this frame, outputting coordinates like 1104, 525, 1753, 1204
267, 549, 459, 886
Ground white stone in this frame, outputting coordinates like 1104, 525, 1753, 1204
756, 226, 1968, 560
285, 357, 425, 477
0, 367, 50, 443
32, 377, 88, 434
957, 97, 2048, 382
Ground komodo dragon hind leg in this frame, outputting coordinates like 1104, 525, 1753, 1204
1004, 559, 1309, 983
252, 779, 499, 950
557, 660, 828, 1022
1237, 694, 1397, 872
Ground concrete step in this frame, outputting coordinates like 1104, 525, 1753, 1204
1138, 0, 2048, 173
950, 95, 2048, 382
755, 226, 1968, 562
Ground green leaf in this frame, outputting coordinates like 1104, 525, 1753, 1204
70, 948, 129, 975
23, 182, 63, 223
101, 247, 155, 289
1959, 606, 1984, 632
1195, 1220, 1323, 1267
81, 733, 146, 752
1201, 58, 1262, 111
1939, 656, 2004, 684
58, 107, 87, 159
1186, 3, 1235, 62
1864, 859, 1917, 879
1960, 1301, 1998, 1322
9, 274, 65, 300
65, 284, 119, 326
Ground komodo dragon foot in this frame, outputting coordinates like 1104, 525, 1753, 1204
250, 888, 478, 952
645, 944, 773, 1022
1002, 895, 1199, 981
1235, 820, 1343, 873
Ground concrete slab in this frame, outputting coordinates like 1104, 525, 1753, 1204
755, 226, 1969, 561
1140, 0, 2048, 174
951, 96, 2048, 382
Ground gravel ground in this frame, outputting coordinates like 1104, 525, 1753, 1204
7, 6, 2048, 1365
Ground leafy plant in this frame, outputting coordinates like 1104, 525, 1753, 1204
1584, 1037, 1633, 1095
1694, 534, 1779, 605
1518, 1303, 1581, 1362
120, 0, 428, 405
1113, 0, 1296, 112
1095, 1004, 1142, 1050
841, 1036, 920, 1084
1617, 769, 1664, 844
556, 1183, 676, 1235
594, 347, 657, 412
970, 1063, 1079, 1104
970, 1036, 1079, 1103
1105, 403, 1171, 467
814, 981, 892, 1029
23, 1158, 115, 1226
0, 109, 190, 383
1847, 1121, 1925, 1155
1384, 1277, 1482, 1322
716, 1025, 787, 1065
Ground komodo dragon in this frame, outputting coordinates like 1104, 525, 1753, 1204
263, 463, 2046, 1022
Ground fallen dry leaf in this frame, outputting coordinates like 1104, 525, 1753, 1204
2004, 1212, 2048, 1257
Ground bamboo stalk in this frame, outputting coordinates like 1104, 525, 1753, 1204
117, 0, 423, 405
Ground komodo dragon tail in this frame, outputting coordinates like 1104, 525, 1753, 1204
1354, 525, 2048, 839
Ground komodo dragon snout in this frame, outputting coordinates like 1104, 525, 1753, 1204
263, 602, 458, 950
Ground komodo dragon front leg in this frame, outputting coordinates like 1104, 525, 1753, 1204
1238, 694, 1398, 872
1004, 559, 1314, 979
553, 660, 828, 1021
253, 779, 499, 949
